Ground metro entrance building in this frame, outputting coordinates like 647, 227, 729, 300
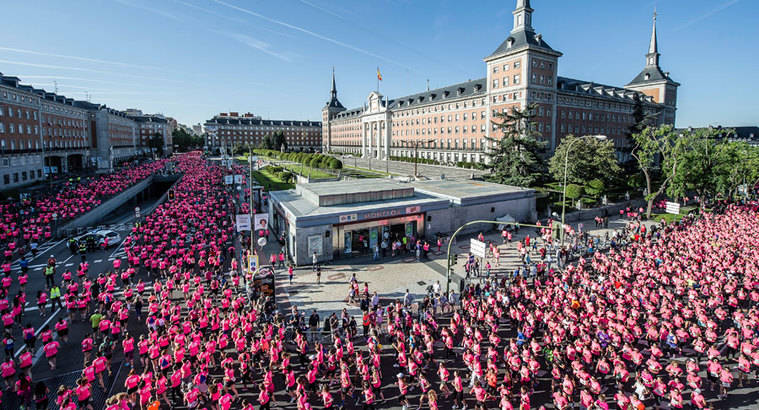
269, 179, 535, 265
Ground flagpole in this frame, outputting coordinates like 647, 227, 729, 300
376, 66, 379, 93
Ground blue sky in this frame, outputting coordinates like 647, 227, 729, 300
1, 0, 756, 128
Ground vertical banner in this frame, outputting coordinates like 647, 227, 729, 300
369, 227, 378, 250
254, 213, 269, 232
344, 231, 352, 254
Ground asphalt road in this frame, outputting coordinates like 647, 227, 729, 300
2, 199, 162, 408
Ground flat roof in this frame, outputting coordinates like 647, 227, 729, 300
270, 178, 535, 227
270, 188, 449, 228
297, 179, 414, 206
409, 179, 534, 206
298, 179, 405, 197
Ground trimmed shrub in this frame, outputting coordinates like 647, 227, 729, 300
585, 178, 605, 199
565, 184, 583, 200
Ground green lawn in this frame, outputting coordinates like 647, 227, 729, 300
654, 205, 698, 224
251, 168, 294, 191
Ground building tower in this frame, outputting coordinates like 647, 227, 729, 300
484, 0, 563, 150
321, 68, 346, 152
625, 10, 679, 125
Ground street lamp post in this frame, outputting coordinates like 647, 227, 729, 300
403, 139, 435, 178
560, 135, 607, 247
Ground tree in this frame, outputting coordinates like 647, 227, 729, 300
171, 129, 203, 152
721, 142, 759, 198
261, 134, 273, 150
548, 135, 621, 187
148, 133, 164, 156
272, 130, 288, 152
585, 179, 605, 200
630, 124, 680, 218
486, 103, 548, 187
668, 128, 759, 202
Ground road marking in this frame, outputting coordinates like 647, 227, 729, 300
109, 236, 128, 259
14, 307, 61, 358
34, 267, 43, 271
94, 259, 103, 263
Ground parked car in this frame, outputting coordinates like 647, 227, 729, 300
94, 229, 121, 247
73, 232, 105, 252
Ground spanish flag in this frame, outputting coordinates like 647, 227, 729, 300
377, 67, 382, 81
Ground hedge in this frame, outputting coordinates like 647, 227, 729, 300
253, 149, 343, 170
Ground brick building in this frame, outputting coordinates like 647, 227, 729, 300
127, 109, 173, 155
204, 112, 321, 152
0, 72, 171, 189
322, 0, 678, 165
1, 73, 91, 187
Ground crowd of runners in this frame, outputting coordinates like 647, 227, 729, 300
1, 151, 758, 410
0, 159, 168, 262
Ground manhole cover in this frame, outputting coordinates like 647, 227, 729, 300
417, 281, 426, 286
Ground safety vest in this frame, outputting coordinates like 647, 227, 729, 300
80, 243, 87, 252
50, 287, 61, 299
45, 266, 54, 276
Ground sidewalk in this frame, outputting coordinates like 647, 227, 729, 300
273, 214, 654, 321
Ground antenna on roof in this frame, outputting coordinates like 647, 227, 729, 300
426, 79, 430, 91
53, 80, 58, 93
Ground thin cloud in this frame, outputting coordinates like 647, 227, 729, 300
0, 59, 178, 83
169, 0, 246, 24
214, 31, 294, 62
674, 0, 741, 32
170, 0, 296, 39
11, 75, 131, 85
211, 0, 417, 73
114, 0, 184, 22
0, 46, 161, 71
298, 0, 346, 20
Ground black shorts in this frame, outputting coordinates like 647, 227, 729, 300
128, 386, 138, 394
78, 397, 91, 406
57, 329, 68, 337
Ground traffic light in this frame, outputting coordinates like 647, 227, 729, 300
452, 253, 458, 265
168, 189, 175, 200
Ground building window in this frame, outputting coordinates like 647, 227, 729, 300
514, 75, 520, 84
492, 66, 498, 73
2, 175, 8, 185
514, 61, 520, 68
492, 79, 498, 88
503, 78, 508, 87
503, 64, 509, 71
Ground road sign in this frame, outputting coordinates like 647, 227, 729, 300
224, 175, 233, 185
234, 174, 243, 184
135, 206, 141, 218
470, 238, 486, 258
665, 201, 681, 215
